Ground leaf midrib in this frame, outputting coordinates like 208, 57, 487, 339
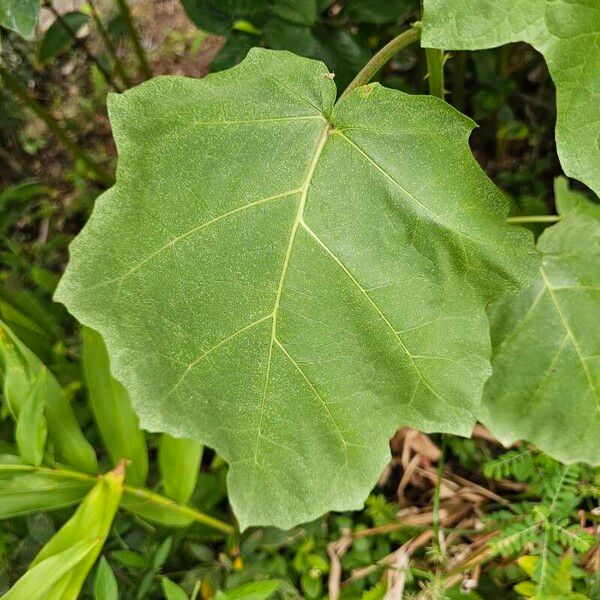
253, 123, 331, 467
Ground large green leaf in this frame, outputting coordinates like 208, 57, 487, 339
55, 48, 538, 528
0, 0, 39, 40
483, 180, 600, 464
422, 0, 600, 197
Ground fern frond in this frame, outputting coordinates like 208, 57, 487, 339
544, 464, 582, 520
491, 518, 539, 557
484, 450, 536, 481
534, 540, 561, 597
360, 581, 386, 600
365, 494, 399, 527
550, 523, 595, 553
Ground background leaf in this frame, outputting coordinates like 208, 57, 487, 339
482, 179, 600, 463
15, 365, 48, 466
0, 320, 98, 474
83, 326, 148, 485
162, 577, 189, 600
0, 463, 93, 519
0, 0, 40, 40
422, 0, 600, 198
37, 11, 89, 64
93, 556, 119, 600
158, 434, 203, 504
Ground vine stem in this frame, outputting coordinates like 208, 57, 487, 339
425, 48, 445, 98
0, 63, 114, 187
43, 0, 123, 92
507, 215, 561, 224
339, 26, 421, 102
88, 0, 132, 88
432, 435, 447, 550
115, 0, 152, 80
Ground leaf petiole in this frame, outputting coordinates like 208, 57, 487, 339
506, 215, 561, 224
339, 25, 422, 102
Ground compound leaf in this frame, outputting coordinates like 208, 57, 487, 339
483, 180, 600, 464
422, 0, 600, 198
55, 49, 538, 529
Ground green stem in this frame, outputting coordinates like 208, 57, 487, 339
425, 48, 445, 99
1, 463, 234, 534
432, 435, 446, 546
115, 0, 152, 80
0, 64, 113, 187
121, 484, 234, 534
88, 0, 132, 88
339, 26, 421, 102
507, 215, 561, 224
43, 0, 123, 92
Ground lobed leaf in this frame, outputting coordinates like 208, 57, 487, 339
422, 0, 600, 198
55, 48, 538, 529
482, 180, 600, 463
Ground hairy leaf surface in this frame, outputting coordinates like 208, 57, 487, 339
483, 180, 600, 464
56, 49, 538, 528
422, 0, 600, 197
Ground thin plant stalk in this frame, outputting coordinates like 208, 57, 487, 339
339, 26, 421, 102
425, 47, 445, 99
88, 0, 132, 88
115, 0, 152, 80
507, 215, 561, 224
43, 0, 123, 92
432, 435, 447, 550
0, 64, 114, 187
1, 463, 235, 534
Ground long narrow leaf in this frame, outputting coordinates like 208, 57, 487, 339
0, 463, 93, 519
0, 462, 233, 533
93, 556, 119, 600
159, 434, 203, 505
15, 366, 48, 466
0, 320, 98, 473
29, 465, 125, 600
2, 539, 100, 600
83, 326, 148, 485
